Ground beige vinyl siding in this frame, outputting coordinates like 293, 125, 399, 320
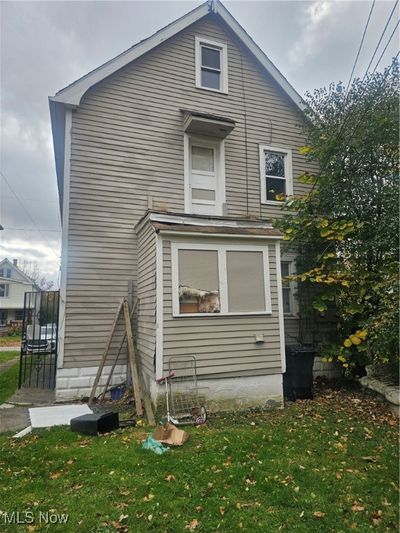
162, 238, 282, 377
136, 223, 157, 379
284, 317, 300, 345
63, 13, 311, 369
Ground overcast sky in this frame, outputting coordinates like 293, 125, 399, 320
1, 0, 398, 285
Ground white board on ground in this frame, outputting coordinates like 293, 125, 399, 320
29, 405, 92, 428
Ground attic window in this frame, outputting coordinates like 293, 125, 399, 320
195, 37, 228, 93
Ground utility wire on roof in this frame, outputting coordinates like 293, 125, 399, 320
0, 171, 61, 259
345, 0, 376, 96
362, 0, 399, 80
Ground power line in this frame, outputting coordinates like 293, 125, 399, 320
345, 0, 376, 95
362, 0, 398, 80
3, 227, 61, 233
372, 19, 400, 73
0, 171, 60, 259
309, 54, 398, 196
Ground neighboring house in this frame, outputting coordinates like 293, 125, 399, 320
49, 0, 336, 405
0, 258, 37, 330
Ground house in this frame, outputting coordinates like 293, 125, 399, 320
49, 0, 336, 406
0, 258, 38, 331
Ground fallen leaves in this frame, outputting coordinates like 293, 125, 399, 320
351, 503, 365, 513
185, 518, 199, 530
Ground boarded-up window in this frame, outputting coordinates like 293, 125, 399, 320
227, 251, 266, 312
178, 250, 220, 314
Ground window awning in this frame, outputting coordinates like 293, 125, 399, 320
181, 109, 235, 139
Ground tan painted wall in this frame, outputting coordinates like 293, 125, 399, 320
64, 13, 312, 370
162, 237, 282, 376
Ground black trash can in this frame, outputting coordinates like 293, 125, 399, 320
283, 345, 316, 401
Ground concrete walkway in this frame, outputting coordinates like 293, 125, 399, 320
0, 406, 30, 433
0, 345, 20, 351
0, 350, 56, 433
0, 388, 56, 434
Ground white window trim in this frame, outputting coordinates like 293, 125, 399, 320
259, 145, 293, 205
171, 241, 271, 317
195, 36, 228, 94
184, 133, 226, 216
0, 283, 10, 298
281, 259, 299, 318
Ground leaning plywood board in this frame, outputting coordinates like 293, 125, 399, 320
123, 299, 143, 416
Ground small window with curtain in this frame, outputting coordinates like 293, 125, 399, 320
178, 249, 220, 314
195, 37, 228, 93
259, 145, 293, 204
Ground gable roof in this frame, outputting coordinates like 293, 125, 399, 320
50, 0, 303, 110
0, 258, 37, 285
49, 0, 305, 214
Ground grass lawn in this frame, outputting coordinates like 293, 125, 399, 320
0, 349, 20, 364
0, 353, 20, 404
0, 387, 398, 532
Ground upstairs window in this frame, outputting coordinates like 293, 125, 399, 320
0, 284, 10, 298
259, 145, 293, 204
0, 268, 11, 278
195, 37, 228, 93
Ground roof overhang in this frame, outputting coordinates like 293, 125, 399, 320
182, 109, 235, 139
136, 211, 283, 239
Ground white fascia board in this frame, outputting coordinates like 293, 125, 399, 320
155, 230, 282, 240
155, 234, 164, 380
275, 241, 286, 373
50, 2, 210, 107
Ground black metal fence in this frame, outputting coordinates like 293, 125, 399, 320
18, 291, 60, 389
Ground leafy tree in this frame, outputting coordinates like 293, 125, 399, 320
277, 59, 399, 376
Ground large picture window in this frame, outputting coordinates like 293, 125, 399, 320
259, 145, 293, 204
172, 243, 271, 316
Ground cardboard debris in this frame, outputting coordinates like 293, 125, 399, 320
153, 423, 189, 446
